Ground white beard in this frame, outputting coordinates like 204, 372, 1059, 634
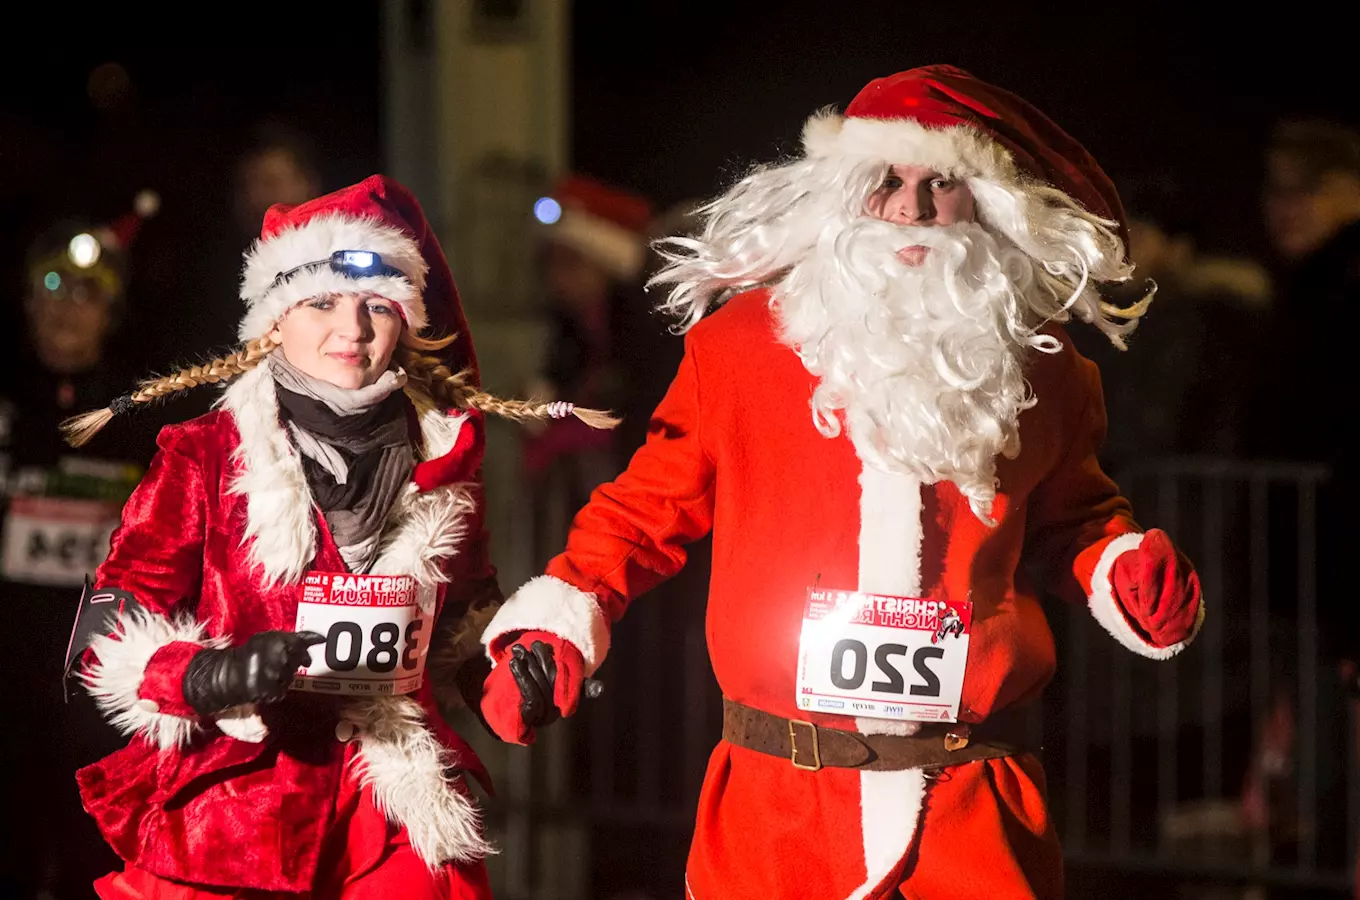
774, 218, 1062, 522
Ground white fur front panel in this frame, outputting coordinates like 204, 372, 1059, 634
846, 460, 929, 897
82, 608, 228, 750
216, 374, 488, 860
481, 575, 611, 674
857, 463, 924, 597
802, 112, 1018, 184
849, 768, 928, 899
855, 462, 925, 738
1087, 531, 1204, 660
239, 212, 429, 340
345, 695, 493, 865
370, 483, 476, 599
416, 403, 471, 460
368, 404, 477, 594
221, 372, 476, 588
221, 365, 318, 587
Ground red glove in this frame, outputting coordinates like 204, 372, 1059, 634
480, 631, 587, 745
1111, 528, 1202, 647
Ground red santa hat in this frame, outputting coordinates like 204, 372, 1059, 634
27, 190, 159, 294
802, 65, 1127, 244
83, 189, 161, 258
238, 174, 477, 379
537, 174, 654, 280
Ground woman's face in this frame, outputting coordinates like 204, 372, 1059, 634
269, 292, 404, 389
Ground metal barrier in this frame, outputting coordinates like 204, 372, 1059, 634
468, 442, 718, 900
475, 454, 1349, 898
1059, 458, 1349, 895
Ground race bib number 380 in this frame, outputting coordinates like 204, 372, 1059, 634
292, 572, 432, 696
795, 588, 972, 723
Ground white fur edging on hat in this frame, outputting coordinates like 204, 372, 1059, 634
238, 213, 430, 342
801, 109, 1019, 184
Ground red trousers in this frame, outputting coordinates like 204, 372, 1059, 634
898, 754, 1062, 900
91, 756, 492, 900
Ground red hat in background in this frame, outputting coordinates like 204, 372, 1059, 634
27, 190, 159, 291
98, 190, 161, 252
537, 174, 654, 280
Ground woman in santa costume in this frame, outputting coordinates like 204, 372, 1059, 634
60, 175, 612, 900
477, 67, 1204, 899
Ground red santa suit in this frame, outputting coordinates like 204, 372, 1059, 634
72, 178, 498, 899
481, 67, 1203, 899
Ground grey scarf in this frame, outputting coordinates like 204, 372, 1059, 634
269, 354, 413, 573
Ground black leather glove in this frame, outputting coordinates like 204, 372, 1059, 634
182, 630, 324, 716
509, 641, 560, 729
508, 641, 603, 728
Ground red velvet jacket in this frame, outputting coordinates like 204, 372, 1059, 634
76, 365, 498, 893
483, 289, 1204, 899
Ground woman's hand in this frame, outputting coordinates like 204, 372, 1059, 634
181, 630, 324, 716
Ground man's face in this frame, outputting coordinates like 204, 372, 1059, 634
865, 164, 978, 265
1263, 152, 1360, 262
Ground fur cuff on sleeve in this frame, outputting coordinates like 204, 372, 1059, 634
481, 575, 611, 675
1087, 532, 1204, 660
82, 608, 228, 750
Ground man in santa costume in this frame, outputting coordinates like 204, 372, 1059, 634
480, 66, 1204, 899
61, 176, 613, 899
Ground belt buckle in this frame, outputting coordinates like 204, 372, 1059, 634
788, 719, 822, 771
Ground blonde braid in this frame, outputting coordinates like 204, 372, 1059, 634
131, 333, 279, 402
398, 343, 620, 430
60, 334, 280, 447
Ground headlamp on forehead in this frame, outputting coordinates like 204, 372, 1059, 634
30, 238, 122, 303
269, 249, 407, 291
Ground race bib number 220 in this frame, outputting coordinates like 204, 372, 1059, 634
795, 588, 972, 723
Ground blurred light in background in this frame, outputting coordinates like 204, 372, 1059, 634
533, 196, 562, 225
67, 233, 101, 269
44, 271, 62, 292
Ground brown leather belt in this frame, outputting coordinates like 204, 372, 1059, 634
722, 698, 1035, 772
